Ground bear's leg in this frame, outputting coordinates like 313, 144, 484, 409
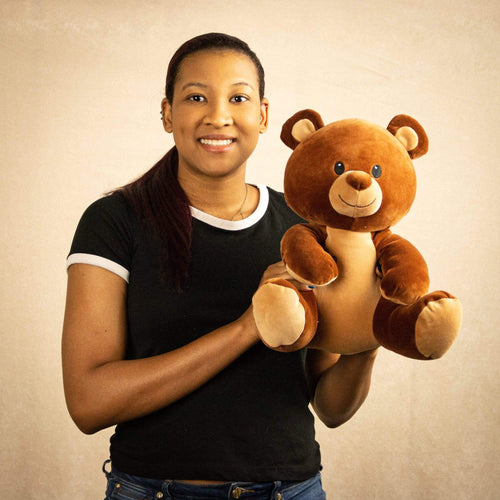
373, 291, 462, 360
252, 278, 318, 352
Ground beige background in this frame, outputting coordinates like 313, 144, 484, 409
1, 0, 499, 498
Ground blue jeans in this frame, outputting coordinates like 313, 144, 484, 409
103, 460, 326, 499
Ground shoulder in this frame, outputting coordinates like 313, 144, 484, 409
81, 190, 132, 220
68, 191, 138, 281
265, 186, 287, 211
76, 191, 138, 235
266, 186, 285, 202
266, 186, 306, 224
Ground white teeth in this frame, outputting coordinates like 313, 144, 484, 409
200, 138, 233, 146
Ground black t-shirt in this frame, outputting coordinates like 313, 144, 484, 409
67, 185, 321, 481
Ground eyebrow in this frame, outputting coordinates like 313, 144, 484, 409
231, 81, 255, 90
181, 82, 208, 91
181, 81, 255, 91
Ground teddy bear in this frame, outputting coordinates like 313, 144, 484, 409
252, 109, 462, 360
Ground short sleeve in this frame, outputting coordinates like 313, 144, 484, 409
67, 192, 134, 283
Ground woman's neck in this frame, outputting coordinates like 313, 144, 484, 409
178, 170, 259, 221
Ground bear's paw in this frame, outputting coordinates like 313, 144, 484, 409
252, 282, 305, 348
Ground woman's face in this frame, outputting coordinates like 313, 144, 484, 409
162, 50, 269, 181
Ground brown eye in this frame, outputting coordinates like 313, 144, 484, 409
231, 95, 249, 103
188, 95, 206, 102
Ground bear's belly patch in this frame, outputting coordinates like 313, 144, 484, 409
312, 228, 380, 353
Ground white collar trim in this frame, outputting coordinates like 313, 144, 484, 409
190, 185, 269, 231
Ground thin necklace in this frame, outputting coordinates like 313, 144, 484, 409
231, 184, 248, 221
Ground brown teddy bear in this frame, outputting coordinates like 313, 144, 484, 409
252, 109, 462, 360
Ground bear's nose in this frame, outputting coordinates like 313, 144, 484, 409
345, 171, 372, 190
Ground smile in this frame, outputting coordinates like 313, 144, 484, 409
338, 194, 376, 208
199, 138, 234, 146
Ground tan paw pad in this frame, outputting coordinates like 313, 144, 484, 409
252, 283, 306, 347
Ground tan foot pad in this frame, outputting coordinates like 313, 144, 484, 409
415, 298, 462, 358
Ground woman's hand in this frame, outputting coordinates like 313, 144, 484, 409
258, 260, 310, 291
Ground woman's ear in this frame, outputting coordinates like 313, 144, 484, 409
161, 98, 173, 133
259, 98, 270, 133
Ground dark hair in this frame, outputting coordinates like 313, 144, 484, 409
118, 33, 266, 290
165, 32, 265, 104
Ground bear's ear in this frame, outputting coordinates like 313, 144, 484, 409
280, 109, 324, 150
387, 114, 429, 159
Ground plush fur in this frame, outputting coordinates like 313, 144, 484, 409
252, 110, 462, 359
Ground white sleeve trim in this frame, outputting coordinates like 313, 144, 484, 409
66, 253, 130, 283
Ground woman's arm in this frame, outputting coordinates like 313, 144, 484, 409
62, 264, 262, 435
306, 348, 378, 428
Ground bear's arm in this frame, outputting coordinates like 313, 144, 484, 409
281, 223, 338, 286
373, 229, 430, 304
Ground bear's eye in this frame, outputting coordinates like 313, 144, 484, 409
334, 162, 345, 175
372, 165, 382, 178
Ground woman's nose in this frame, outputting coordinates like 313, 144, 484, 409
204, 100, 233, 127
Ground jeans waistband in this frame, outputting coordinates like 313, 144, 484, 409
103, 460, 323, 499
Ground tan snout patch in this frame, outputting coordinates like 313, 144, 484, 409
329, 171, 383, 218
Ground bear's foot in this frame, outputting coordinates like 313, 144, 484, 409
252, 279, 318, 352
415, 296, 462, 359
374, 291, 462, 360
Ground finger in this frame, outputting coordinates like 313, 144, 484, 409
260, 262, 313, 292
266, 261, 286, 273
288, 279, 313, 292
261, 261, 286, 280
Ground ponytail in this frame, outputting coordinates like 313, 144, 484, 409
119, 147, 192, 290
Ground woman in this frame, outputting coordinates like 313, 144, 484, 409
62, 32, 378, 500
